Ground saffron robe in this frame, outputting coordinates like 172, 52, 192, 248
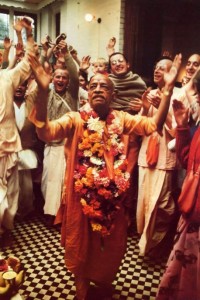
31, 109, 157, 283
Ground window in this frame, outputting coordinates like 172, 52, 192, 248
0, 9, 9, 40
55, 12, 60, 37
0, 9, 37, 43
14, 12, 37, 43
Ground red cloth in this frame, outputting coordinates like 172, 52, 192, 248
156, 127, 200, 300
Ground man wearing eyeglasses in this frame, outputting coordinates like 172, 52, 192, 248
108, 52, 146, 115
108, 52, 147, 236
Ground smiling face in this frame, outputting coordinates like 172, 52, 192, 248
52, 68, 69, 95
88, 74, 115, 117
153, 59, 172, 88
185, 54, 200, 79
109, 53, 129, 76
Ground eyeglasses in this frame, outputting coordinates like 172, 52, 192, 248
110, 58, 125, 65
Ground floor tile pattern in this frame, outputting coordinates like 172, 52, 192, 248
1, 215, 167, 300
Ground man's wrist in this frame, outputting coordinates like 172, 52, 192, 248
27, 32, 33, 38
162, 85, 173, 96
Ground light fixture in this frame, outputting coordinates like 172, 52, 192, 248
84, 14, 102, 23
85, 13, 94, 22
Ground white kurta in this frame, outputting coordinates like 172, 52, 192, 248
42, 145, 66, 216
0, 58, 31, 233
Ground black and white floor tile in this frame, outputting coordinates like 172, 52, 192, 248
1, 214, 167, 300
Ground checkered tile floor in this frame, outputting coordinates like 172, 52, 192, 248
1, 214, 167, 300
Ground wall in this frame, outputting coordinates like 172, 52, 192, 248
40, 0, 122, 62
123, 0, 200, 82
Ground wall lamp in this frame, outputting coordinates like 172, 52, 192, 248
84, 13, 102, 23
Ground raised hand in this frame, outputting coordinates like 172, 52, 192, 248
129, 98, 143, 112
27, 52, 51, 91
16, 16, 33, 35
3, 36, 12, 50
15, 43, 25, 61
70, 47, 78, 59
162, 50, 172, 58
21, 16, 33, 28
41, 36, 51, 51
153, 54, 182, 131
163, 54, 182, 88
147, 90, 161, 109
106, 37, 116, 56
80, 55, 91, 71
13, 18, 24, 33
56, 40, 68, 55
141, 87, 152, 114
172, 99, 189, 127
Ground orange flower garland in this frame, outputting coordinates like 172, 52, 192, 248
74, 103, 130, 236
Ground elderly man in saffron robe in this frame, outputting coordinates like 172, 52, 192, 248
27, 52, 181, 300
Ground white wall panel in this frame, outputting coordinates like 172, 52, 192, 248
40, 0, 122, 61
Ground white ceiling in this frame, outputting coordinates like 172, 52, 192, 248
0, 0, 57, 10
11, 0, 44, 3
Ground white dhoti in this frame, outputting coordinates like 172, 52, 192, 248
0, 153, 19, 234
17, 170, 34, 218
42, 145, 66, 216
17, 149, 38, 218
137, 167, 175, 255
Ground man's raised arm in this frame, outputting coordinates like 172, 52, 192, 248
27, 52, 51, 123
153, 54, 182, 133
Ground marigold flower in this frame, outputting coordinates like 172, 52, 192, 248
89, 132, 102, 143
74, 104, 130, 237
91, 222, 102, 232
83, 129, 89, 138
114, 168, 122, 176
82, 177, 94, 187
91, 142, 103, 154
98, 188, 112, 199
82, 204, 95, 216
80, 167, 94, 187
80, 198, 87, 206
74, 179, 83, 192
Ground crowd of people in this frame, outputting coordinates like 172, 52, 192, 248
0, 16, 200, 300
